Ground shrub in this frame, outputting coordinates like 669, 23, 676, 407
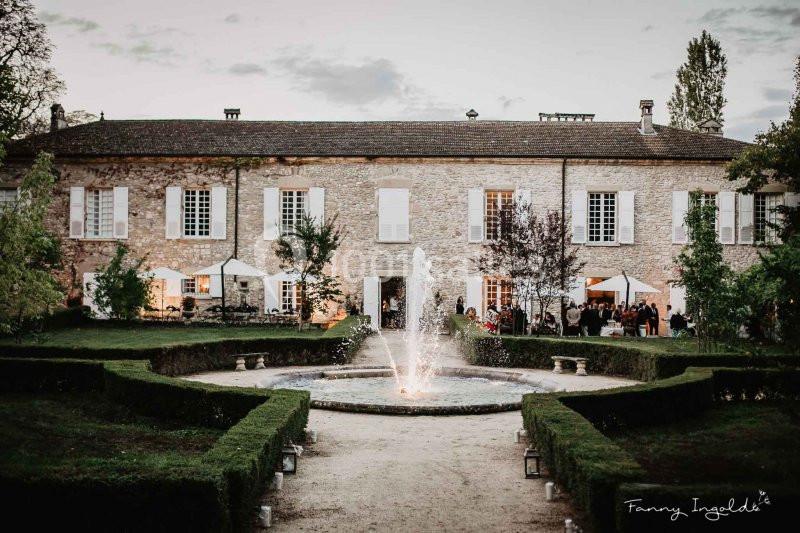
0, 357, 104, 392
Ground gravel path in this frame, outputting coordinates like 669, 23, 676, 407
185, 331, 637, 532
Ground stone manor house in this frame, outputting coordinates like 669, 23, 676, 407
3, 100, 795, 331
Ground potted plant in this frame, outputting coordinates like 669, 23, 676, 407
181, 296, 196, 320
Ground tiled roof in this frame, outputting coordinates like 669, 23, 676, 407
5, 119, 750, 160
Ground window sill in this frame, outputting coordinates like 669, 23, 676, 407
77, 237, 123, 242
183, 294, 213, 300
585, 242, 621, 247
377, 240, 412, 244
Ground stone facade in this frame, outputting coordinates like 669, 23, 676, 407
0, 154, 769, 325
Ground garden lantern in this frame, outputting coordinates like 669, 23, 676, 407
524, 448, 541, 478
282, 446, 298, 474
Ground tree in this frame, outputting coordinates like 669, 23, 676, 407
90, 243, 152, 321
475, 200, 531, 334
0, 0, 65, 138
17, 109, 98, 138
668, 30, 727, 130
274, 212, 344, 330
673, 192, 737, 352
756, 234, 800, 352
475, 201, 584, 335
727, 55, 800, 239
525, 210, 584, 333
0, 151, 63, 339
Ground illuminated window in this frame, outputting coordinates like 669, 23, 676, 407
485, 278, 512, 310
182, 275, 210, 295
281, 190, 307, 236
485, 190, 513, 240
588, 192, 616, 243
85, 189, 114, 238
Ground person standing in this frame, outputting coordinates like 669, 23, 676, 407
649, 302, 660, 336
588, 303, 602, 336
566, 303, 581, 336
456, 297, 465, 315
663, 304, 673, 337
579, 304, 589, 336
389, 294, 399, 328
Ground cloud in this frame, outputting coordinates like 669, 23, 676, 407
272, 54, 407, 104
642, 24, 654, 32
498, 96, 524, 110
40, 11, 99, 32
126, 25, 184, 39
695, 5, 800, 55
93, 41, 179, 66
747, 104, 789, 120
763, 87, 792, 102
228, 63, 267, 76
750, 6, 800, 26
651, 70, 673, 81
224, 13, 241, 23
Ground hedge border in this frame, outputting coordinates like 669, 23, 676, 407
451, 314, 800, 381
0, 315, 372, 377
522, 367, 800, 532
0, 357, 310, 532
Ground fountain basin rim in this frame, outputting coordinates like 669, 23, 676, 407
261, 365, 558, 416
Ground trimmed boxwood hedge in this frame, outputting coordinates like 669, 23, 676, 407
523, 367, 800, 532
0, 357, 309, 532
451, 314, 800, 381
0, 315, 372, 377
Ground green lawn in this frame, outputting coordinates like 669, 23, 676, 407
0, 324, 324, 350
506, 333, 785, 355
610, 401, 800, 485
0, 392, 223, 476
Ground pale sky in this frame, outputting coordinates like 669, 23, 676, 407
35, 0, 800, 141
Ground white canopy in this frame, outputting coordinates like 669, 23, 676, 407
193, 258, 267, 278
586, 275, 660, 294
141, 267, 189, 280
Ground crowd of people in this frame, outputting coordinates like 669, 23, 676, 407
457, 294, 693, 339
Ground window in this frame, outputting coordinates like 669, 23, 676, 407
281, 190, 307, 236
182, 275, 210, 295
485, 190, 513, 240
485, 278, 512, 309
85, 189, 114, 238
693, 192, 717, 208
588, 192, 616, 243
281, 280, 301, 313
0, 188, 18, 211
755, 193, 782, 243
183, 189, 211, 237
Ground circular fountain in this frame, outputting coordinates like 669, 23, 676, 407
262, 247, 555, 415
263, 365, 553, 415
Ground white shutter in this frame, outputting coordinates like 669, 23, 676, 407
264, 275, 280, 313
785, 193, 800, 208
672, 191, 689, 244
308, 187, 325, 224
738, 193, 754, 245
378, 188, 409, 242
69, 186, 85, 239
568, 276, 586, 306
571, 190, 587, 244
165, 278, 182, 297
467, 188, 484, 242
82, 272, 107, 319
363, 276, 381, 330
165, 186, 182, 239
669, 284, 687, 315
263, 187, 280, 240
718, 191, 736, 244
618, 190, 635, 244
465, 276, 483, 319
112, 187, 128, 239
209, 275, 222, 297
210, 187, 227, 239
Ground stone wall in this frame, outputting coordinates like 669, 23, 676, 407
0, 156, 763, 322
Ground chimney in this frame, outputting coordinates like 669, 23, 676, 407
697, 118, 723, 137
638, 99, 655, 135
466, 109, 479, 121
50, 103, 67, 132
224, 108, 241, 120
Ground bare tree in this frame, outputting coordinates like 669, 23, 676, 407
18, 109, 98, 137
0, 0, 65, 138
